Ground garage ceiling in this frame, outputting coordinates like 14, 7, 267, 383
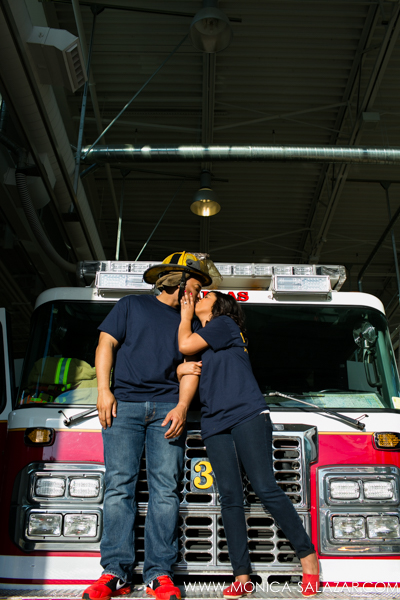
2, 0, 400, 354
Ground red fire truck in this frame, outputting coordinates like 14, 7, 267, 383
0, 261, 399, 597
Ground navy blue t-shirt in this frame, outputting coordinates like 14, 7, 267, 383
98, 295, 200, 403
197, 315, 268, 440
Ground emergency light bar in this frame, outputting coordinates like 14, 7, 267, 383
214, 263, 345, 292
271, 275, 331, 295
78, 260, 346, 292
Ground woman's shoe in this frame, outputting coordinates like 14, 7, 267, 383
223, 581, 253, 599
301, 573, 320, 597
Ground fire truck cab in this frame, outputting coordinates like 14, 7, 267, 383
0, 261, 400, 597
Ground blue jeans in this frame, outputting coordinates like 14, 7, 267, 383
204, 413, 315, 577
100, 401, 185, 584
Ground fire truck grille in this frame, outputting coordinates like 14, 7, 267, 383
133, 511, 309, 570
137, 431, 306, 508
133, 429, 312, 571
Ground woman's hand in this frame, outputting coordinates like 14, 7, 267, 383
177, 360, 202, 381
180, 290, 195, 320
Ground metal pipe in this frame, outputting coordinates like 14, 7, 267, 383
73, 6, 101, 194
47, 0, 242, 22
115, 172, 129, 260
81, 144, 400, 165
382, 181, 400, 303
80, 163, 101, 179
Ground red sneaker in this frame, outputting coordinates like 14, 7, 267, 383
223, 581, 253, 599
82, 574, 132, 600
146, 575, 181, 600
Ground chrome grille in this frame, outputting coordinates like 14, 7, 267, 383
136, 430, 309, 509
134, 510, 310, 572
134, 426, 315, 572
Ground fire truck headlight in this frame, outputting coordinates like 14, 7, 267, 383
69, 478, 100, 498
330, 480, 360, 499
35, 477, 66, 497
367, 516, 400, 539
28, 513, 62, 536
364, 480, 394, 499
64, 514, 98, 537
332, 516, 365, 538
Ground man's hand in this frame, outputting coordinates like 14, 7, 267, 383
162, 403, 188, 439
97, 389, 118, 429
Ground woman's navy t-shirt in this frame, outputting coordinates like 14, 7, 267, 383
197, 315, 268, 440
98, 295, 200, 403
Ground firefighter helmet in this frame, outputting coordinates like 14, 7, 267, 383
143, 251, 213, 287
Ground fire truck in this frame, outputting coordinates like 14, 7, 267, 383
0, 260, 399, 597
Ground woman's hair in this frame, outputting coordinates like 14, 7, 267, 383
210, 291, 247, 339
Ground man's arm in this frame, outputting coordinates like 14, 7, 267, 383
95, 331, 119, 429
162, 373, 200, 439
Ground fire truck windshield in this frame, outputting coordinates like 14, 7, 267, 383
15, 300, 400, 411
17, 301, 113, 407
245, 303, 400, 411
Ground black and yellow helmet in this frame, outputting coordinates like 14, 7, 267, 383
143, 251, 212, 287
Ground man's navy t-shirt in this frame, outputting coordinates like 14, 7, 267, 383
197, 315, 267, 440
98, 295, 199, 403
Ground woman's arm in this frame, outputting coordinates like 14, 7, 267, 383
179, 292, 209, 355
177, 359, 202, 382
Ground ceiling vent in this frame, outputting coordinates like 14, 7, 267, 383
27, 26, 87, 93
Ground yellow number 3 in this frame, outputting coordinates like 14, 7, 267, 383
193, 460, 214, 489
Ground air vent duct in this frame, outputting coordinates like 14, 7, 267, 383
27, 26, 87, 93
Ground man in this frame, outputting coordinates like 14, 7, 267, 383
83, 252, 212, 600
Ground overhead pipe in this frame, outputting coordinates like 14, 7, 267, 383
82, 144, 400, 165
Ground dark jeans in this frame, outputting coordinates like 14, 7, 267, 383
101, 401, 185, 584
204, 413, 315, 577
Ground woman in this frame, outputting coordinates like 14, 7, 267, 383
178, 290, 319, 598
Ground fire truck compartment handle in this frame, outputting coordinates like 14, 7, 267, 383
267, 392, 366, 430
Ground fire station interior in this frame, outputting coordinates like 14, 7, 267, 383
2, 0, 400, 364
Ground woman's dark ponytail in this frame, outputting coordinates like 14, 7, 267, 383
210, 291, 247, 340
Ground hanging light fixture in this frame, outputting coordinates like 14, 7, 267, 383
190, 170, 221, 217
189, 0, 233, 53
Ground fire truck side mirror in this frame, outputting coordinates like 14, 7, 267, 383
353, 321, 378, 349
